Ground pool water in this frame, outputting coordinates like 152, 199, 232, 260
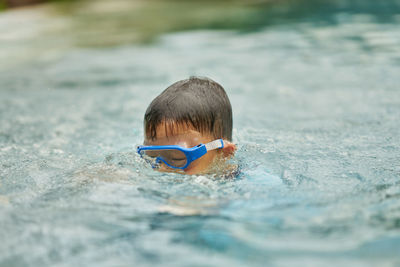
1, 0, 400, 266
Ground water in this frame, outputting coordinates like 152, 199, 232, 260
1, 0, 400, 266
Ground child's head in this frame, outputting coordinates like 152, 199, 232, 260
141, 76, 236, 174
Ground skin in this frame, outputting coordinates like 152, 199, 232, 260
144, 122, 236, 175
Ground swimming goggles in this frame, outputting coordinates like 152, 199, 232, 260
137, 139, 224, 169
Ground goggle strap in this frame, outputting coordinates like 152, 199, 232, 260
205, 139, 224, 151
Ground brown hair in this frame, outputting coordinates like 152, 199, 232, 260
144, 76, 233, 141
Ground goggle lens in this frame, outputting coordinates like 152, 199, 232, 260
139, 149, 187, 168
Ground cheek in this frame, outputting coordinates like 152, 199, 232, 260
185, 151, 218, 174
202, 151, 218, 164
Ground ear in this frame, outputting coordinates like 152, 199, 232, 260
221, 140, 236, 158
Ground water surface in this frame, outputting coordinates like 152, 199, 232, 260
1, 0, 400, 266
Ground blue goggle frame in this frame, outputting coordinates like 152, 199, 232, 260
137, 139, 224, 170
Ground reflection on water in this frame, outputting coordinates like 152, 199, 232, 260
1, 0, 400, 266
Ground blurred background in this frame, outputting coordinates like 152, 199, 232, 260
1, 0, 400, 67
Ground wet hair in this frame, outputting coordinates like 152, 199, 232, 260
144, 76, 233, 141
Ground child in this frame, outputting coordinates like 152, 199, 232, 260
137, 76, 236, 175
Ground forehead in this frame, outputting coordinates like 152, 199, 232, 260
144, 122, 212, 146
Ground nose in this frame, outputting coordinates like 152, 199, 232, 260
156, 162, 186, 174
157, 162, 176, 173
